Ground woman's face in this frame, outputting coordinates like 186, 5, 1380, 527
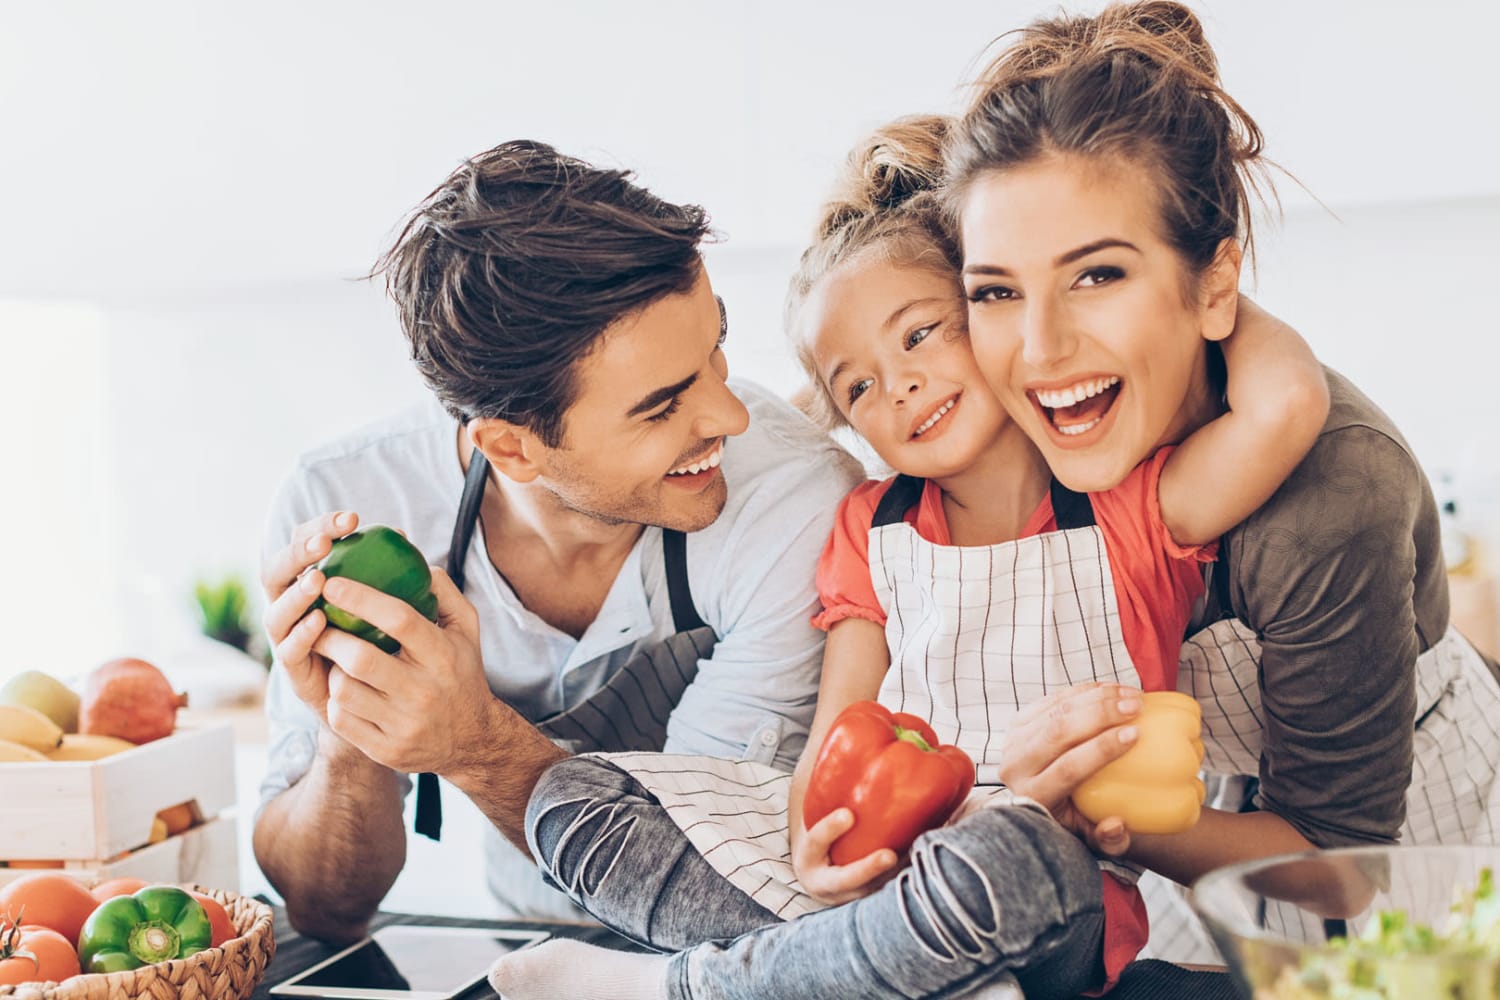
959, 153, 1223, 492
804, 255, 1009, 480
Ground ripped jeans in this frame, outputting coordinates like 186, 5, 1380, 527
527, 756, 1105, 1000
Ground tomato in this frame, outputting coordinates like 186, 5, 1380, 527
188, 892, 236, 948
0, 921, 81, 986
0, 873, 99, 944
90, 877, 151, 903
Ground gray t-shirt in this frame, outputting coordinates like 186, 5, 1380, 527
1198, 367, 1450, 846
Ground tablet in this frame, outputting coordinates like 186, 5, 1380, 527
269, 924, 551, 1000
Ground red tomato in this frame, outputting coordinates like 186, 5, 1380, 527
0, 921, 81, 986
89, 877, 151, 903
0, 874, 98, 945
188, 891, 236, 948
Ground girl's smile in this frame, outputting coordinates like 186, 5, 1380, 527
909, 393, 961, 440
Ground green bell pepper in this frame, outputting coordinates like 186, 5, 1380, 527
77, 886, 212, 973
315, 525, 439, 653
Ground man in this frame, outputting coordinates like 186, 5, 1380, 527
252, 140, 864, 942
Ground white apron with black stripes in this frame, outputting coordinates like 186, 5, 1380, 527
606, 475, 1145, 921
1142, 611, 1500, 962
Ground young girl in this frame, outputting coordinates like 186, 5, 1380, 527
488, 100, 1326, 998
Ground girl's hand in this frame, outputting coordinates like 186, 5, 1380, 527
998, 682, 1142, 850
791, 808, 900, 905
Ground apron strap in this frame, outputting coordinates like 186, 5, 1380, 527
1212, 540, 1232, 616
1049, 478, 1096, 530
871, 474, 926, 528
663, 528, 706, 632
872, 475, 1097, 533
413, 447, 495, 841
446, 448, 493, 592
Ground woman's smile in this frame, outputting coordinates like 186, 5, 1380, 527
1029, 375, 1123, 440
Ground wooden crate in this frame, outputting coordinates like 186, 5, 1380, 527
0, 815, 239, 890
0, 722, 236, 862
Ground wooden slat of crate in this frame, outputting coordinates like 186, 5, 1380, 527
0, 723, 236, 861
0, 815, 240, 891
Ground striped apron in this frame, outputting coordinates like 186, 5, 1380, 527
606, 475, 1146, 922
1143, 614, 1500, 961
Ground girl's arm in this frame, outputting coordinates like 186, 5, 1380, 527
1159, 299, 1331, 546
787, 616, 894, 903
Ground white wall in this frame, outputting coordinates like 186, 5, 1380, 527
1255, 197, 1500, 495
0, 304, 118, 674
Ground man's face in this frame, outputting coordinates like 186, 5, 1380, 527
536, 268, 750, 532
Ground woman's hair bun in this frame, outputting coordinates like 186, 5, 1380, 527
979, 1, 1216, 93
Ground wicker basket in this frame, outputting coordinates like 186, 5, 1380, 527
0, 887, 275, 1000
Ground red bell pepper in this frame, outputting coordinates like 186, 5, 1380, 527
802, 701, 975, 866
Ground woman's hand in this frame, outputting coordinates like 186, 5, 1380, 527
791, 808, 900, 905
998, 682, 1143, 854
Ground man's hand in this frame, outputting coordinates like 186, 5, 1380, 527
262, 511, 361, 721
998, 682, 1142, 856
310, 565, 491, 776
790, 808, 899, 905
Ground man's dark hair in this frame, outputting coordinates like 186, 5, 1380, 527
374, 140, 712, 447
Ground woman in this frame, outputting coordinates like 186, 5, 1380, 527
946, 0, 1500, 959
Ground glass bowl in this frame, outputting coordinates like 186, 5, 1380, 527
1191, 845, 1500, 999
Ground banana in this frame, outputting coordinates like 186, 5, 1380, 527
0, 704, 64, 751
47, 733, 138, 761
0, 738, 48, 762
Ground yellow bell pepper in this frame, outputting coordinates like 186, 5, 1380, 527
1071, 691, 1205, 834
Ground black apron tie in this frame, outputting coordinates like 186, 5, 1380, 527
413, 449, 495, 840
1048, 477, 1096, 530
871, 474, 1096, 531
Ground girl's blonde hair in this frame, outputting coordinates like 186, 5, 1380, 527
786, 114, 962, 429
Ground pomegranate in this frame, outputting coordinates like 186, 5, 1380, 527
79, 658, 187, 743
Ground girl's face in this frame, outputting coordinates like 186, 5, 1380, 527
960, 153, 1226, 493
804, 256, 1009, 480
